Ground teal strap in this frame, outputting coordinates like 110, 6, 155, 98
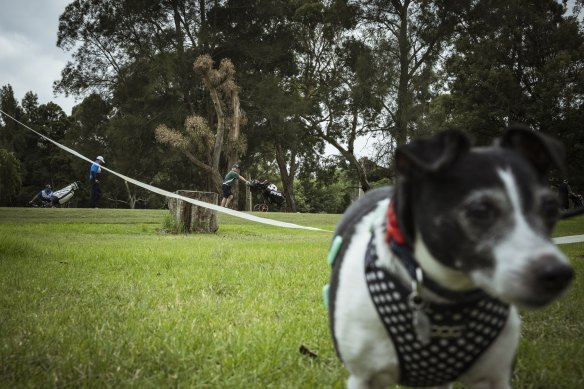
327, 235, 343, 266
324, 235, 343, 309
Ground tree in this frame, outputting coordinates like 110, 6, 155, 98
193, 55, 245, 178
443, 0, 584, 186
295, 161, 354, 214
205, 0, 313, 211
64, 94, 111, 206
0, 85, 24, 152
356, 0, 470, 150
156, 55, 246, 195
56, 1, 241, 206
56, 0, 208, 103
298, 33, 384, 192
0, 149, 21, 205
272, 120, 305, 212
1, 87, 73, 203
33, 102, 73, 188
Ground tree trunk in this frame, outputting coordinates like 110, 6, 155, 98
394, 0, 411, 147
208, 87, 225, 170
227, 88, 241, 208
194, 55, 228, 191
228, 88, 241, 167
245, 183, 252, 211
124, 180, 138, 209
345, 152, 370, 193
171, 0, 192, 112
168, 190, 219, 233
182, 149, 223, 192
274, 142, 297, 212
192, 55, 245, 196
317, 128, 371, 192
198, 0, 209, 52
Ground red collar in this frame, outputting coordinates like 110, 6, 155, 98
385, 201, 406, 245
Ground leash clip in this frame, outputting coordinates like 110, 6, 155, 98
411, 267, 424, 296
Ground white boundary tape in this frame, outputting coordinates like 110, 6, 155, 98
3, 110, 582, 241
554, 235, 584, 245
0, 109, 330, 232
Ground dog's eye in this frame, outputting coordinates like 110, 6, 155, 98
465, 201, 497, 224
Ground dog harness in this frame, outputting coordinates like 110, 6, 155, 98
363, 204, 510, 387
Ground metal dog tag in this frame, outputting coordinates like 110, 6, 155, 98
413, 308, 432, 345
409, 293, 431, 345
409, 267, 432, 344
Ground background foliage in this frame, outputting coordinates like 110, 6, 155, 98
1, 0, 583, 211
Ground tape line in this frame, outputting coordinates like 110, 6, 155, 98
0, 109, 331, 232
553, 235, 584, 245
11, 108, 577, 241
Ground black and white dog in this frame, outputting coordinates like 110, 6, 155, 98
326, 127, 574, 389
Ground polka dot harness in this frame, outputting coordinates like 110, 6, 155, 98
365, 235, 510, 387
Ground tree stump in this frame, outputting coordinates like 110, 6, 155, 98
168, 190, 219, 233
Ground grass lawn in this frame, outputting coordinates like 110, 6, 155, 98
0, 207, 583, 388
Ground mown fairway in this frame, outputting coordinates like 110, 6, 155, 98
0, 208, 583, 388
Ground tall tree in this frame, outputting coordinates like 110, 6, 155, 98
206, 0, 317, 210
56, 0, 208, 101
155, 55, 246, 195
0, 149, 21, 205
293, 1, 382, 192
0, 85, 24, 152
56, 1, 219, 206
356, 0, 469, 149
443, 0, 584, 185
1, 87, 72, 201
33, 102, 73, 189
65, 94, 111, 205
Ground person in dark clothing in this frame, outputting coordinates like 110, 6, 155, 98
221, 163, 249, 208
29, 185, 54, 207
89, 156, 105, 208
558, 179, 572, 210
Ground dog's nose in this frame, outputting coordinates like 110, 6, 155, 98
534, 258, 574, 294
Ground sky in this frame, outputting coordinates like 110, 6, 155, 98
0, 0, 375, 157
0, 0, 76, 115
1, 1, 581, 159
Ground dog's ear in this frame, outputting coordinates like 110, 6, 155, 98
394, 130, 470, 245
499, 126, 565, 175
395, 129, 471, 176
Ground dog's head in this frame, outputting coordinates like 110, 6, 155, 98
394, 127, 573, 308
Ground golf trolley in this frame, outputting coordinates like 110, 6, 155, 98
249, 179, 285, 212
570, 193, 584, 208
30, 181, 81, 208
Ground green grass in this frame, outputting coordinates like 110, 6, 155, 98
0, 208, 583, 388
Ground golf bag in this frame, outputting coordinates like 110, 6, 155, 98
50, 181, 81, 206
569, 193, 584, 208
249, 179, 286, 210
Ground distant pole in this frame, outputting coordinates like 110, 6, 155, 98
247, 184, 252, 211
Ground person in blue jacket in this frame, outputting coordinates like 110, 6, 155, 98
89, 156, 105, 208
